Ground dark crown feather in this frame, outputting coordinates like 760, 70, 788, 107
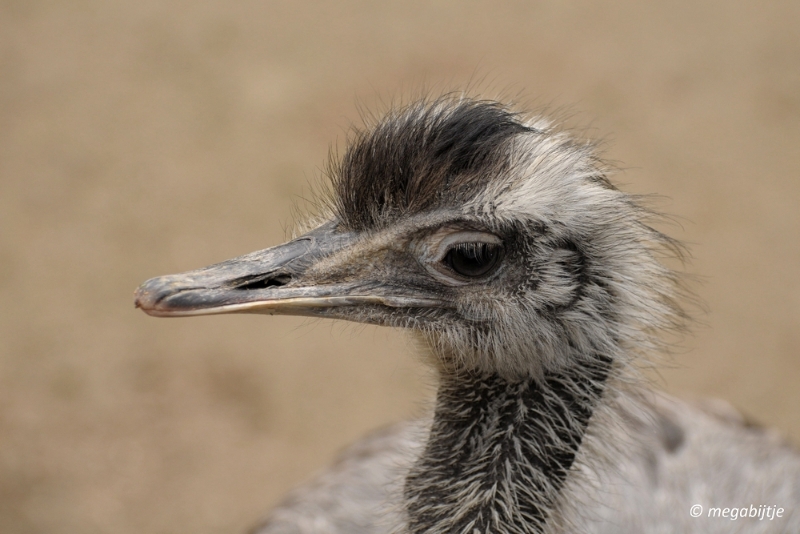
331, 97, 532, 231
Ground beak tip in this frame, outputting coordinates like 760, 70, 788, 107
134, 277, 171, 315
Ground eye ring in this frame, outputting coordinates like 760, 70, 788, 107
414, 228, 504, 286
443, 242, 503, 278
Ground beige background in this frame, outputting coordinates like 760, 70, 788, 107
1, 1, 799, 533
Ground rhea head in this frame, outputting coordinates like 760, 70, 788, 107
135, 96, 681, 382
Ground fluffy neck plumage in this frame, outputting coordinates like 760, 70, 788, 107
404, 354, 612, 533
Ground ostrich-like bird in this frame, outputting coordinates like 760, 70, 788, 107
135, 96, 799, 533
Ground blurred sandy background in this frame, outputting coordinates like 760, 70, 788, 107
1, 1, 798, 532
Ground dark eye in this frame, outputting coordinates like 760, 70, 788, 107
443, 242, 502, 278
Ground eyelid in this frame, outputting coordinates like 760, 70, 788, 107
427, 231, 502, 263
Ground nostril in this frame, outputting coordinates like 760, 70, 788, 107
231, 273, 292, 290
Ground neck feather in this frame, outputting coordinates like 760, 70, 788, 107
404, 354, 612, 533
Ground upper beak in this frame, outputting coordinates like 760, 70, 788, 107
134, 221, 446, 319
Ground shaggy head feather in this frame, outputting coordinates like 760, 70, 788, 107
322, 95, 688, 380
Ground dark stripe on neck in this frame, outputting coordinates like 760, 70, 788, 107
404, 355, 612, 533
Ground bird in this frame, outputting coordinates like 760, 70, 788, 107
134, 95, 800, 533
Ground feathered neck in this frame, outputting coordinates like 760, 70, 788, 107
404, 354, 612, 533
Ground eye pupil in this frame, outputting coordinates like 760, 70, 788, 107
444, 242, 501, 277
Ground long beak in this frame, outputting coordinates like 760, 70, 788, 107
134, 221, 446, 319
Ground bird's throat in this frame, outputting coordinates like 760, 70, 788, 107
404, 355, 611, 533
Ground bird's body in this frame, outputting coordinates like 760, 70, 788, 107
135, 95, 800, 533
255, 391, 799, 534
